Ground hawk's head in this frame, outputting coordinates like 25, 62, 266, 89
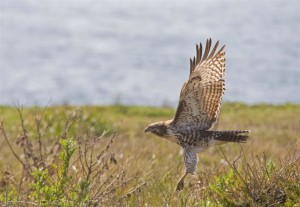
144, 121, 168, 137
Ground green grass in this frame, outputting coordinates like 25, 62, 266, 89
0, 103, 299, 206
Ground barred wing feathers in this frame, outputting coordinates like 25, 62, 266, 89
172, 39, 226, 130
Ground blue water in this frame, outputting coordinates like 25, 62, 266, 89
1, 0, 299, 106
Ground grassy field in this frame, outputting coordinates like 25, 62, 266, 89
0, 103, 299, 206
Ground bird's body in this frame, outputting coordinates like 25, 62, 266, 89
144, 39, 250, 191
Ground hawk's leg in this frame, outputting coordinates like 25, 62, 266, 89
176, 147, 198, 191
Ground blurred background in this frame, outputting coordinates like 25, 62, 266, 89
0, 0, 299, 107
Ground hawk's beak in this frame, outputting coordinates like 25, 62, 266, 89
144, 127, 149, 133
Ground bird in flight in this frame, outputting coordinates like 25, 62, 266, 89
144, 39, 250, 191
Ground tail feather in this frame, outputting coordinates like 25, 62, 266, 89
213, 130, 250, 143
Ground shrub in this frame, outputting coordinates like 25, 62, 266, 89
210, 147, 300, 206
0, 107, 144, 206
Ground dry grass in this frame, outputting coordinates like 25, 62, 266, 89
0, 103, 299, 206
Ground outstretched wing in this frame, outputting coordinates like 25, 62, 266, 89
172, 39, 225, 130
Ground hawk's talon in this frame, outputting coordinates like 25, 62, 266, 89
176, 179, 184, 191
176, 173, 187, 191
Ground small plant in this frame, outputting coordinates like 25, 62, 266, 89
0, 106, 144, 206
210, 147, 300, 206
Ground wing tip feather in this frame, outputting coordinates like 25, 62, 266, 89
189, 39, 225, 76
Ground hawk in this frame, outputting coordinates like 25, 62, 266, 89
144, 39, 250, 191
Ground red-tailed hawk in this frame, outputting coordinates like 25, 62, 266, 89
144, 39, 250, 191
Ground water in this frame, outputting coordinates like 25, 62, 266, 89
1, 0, 299, 106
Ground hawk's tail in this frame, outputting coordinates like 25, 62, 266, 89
213, 130, 250, 143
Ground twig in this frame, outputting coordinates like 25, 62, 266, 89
0, 122, 26, 170
34, 104, 49, 168
115, 182, 146, 204
216, 147, 250, 194
77, 135, 87, 176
